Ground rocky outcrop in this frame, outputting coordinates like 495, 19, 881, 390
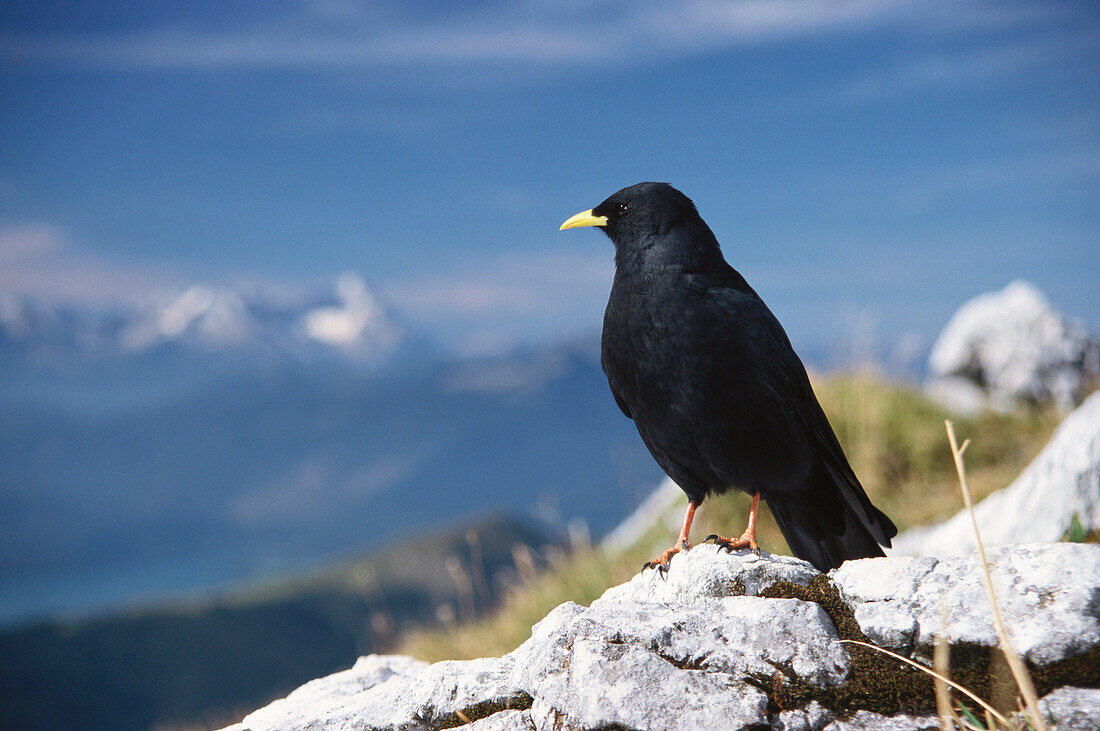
892, 390, 1100, 557
925, 280, 1099, 413
223, 543, 1100, 731
833, 544, 1100, 665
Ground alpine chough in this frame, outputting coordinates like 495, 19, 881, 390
561, 182, 896, 573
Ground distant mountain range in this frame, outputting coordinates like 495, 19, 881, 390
0, 276, 663, 624
0, 272, 416, 368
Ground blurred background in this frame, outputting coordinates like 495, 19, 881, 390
1, 1, 1097, 729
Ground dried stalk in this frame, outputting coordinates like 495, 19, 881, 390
934, 635, 956, 730
945, 420, 1045, 731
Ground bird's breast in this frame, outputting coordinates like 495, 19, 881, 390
602, 278, 713, 413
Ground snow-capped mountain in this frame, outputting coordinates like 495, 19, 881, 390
0, 272, 411, 367
0, 273, 666, 629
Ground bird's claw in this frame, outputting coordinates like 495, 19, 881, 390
642, 543, 686, 577
704, 534, 759, 555
642, 560, 671, 579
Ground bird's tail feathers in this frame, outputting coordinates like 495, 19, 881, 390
768, 475, 894, 573
823, 461, 898, 546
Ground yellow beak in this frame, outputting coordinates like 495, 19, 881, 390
559, 209, 608, 231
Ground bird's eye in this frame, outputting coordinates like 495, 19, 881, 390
617, 203, 629, 215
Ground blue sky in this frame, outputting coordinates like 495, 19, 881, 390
1, 0, 1097, 359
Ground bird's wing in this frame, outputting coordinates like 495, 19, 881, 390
709, 284, 896, 545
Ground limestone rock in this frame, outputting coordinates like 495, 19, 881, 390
224, 545, 1100, 731
511, 594, 848, 688
504, 573, 842, 730
822, 711, 938, 730
925, 280, 1099, 413
524, 639, 769, 731
771, 701, 835, 730
1033, 687, 1100, 731
891, 391, 1100, 556
832, 543, 1100, 664
238, 654, 526, 731
467, 709, 536, 730
228, 655, 426, 730
599, 543, 818, 603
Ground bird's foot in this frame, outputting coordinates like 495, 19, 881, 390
641, 540, 691, 577
703, 532, 760, 555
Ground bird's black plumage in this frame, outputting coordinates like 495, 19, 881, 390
570, 182, 896, 572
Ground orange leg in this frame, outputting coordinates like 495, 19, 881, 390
642, 501, 697, 574
704, 492, 760, 554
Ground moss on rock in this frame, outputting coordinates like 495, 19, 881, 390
756, 575, 1100, 718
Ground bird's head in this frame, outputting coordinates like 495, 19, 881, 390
560, 182, 702, 248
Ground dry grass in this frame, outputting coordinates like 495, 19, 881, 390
945, 420, 1044, 730
397, 373, 1061, 663
688, 374, 1059, 559
399, 545, 622, 662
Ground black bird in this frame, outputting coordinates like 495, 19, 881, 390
561, 182, 896, 573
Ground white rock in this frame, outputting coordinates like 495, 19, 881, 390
579, 597, 848, 685
833, 543, 1100, 664
225, 546, 1100, 731
239, 654, 525, 731
233, 654, 426, 730
504, 552, 846, 698
823, 711, 938, 730
598, 543, 818, 604
468, 709, 536, 730
926, 280, 1099, 412
891, 390, 1100, 556
1034, 686, 1100, 731
771, 701, 835, 731
527, 639, 769, 731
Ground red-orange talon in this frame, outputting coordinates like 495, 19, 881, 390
643, 544, 684, 574
707, 532, 759, 554
707, 492, 761, 556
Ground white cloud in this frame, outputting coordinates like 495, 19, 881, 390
833, 28, 1100, 104
0, 220, 614, 355
0, 223, 64, 264
860, 147, 1100, 216
381, 247, 612, 317
0, 222, 184, 306
379, 247, 614, 355
2, 0, 1075, 73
